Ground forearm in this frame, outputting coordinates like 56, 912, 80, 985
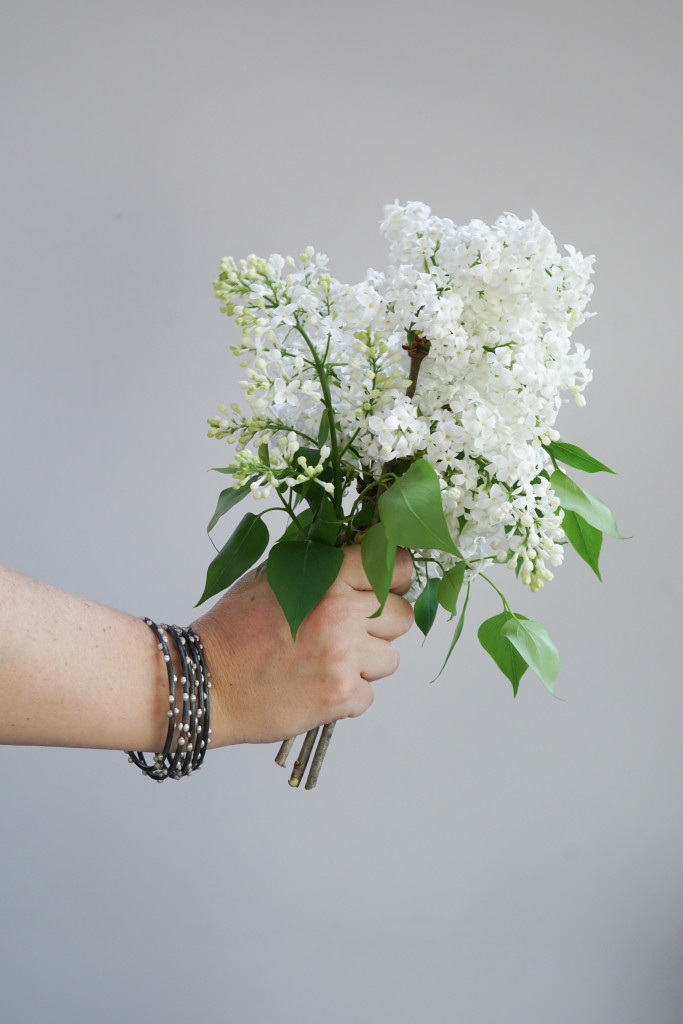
0, 547, 414, 755
0, 565, 170, 750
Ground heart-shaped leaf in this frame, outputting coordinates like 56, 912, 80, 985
379, 459, 459, 555
562, 509, 602, 580
267, 540, 344, 639
414, 577, 441, 638
196, 512, 269, 606
438, 561, 466, 616
361, 521, 397, 618
431, 584, 470, 681
308, 495, 342, 547
478, 611, 528, 695
546, 439, 614, 474
500, 616, 560, 693
550, 470, 624, 539
207, 482, 252, 533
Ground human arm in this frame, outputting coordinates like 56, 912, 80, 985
0, 547, 414, 751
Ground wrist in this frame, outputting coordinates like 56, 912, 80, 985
190, 608, 239, 748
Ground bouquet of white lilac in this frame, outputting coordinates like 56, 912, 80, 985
198, 201, 623, 789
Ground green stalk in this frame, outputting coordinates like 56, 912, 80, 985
275, 489, 309, 540
294, 316, 344, 520
338, 426, 361, 460
277, 328, 432, 792
480, 572, 512, 613
347, 471, 397, 527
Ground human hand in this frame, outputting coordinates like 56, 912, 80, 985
192, 546, 414, 747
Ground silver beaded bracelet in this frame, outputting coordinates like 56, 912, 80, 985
126, 619, 212, 781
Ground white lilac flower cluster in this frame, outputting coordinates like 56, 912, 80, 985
209, 203, 595, 592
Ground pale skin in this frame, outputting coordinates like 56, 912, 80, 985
0, 547, 414, 753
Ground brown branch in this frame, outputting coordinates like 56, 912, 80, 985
288, 727, 320, 787
304, 722, 336, 790
275, 334, 431, 791
274, 737, 296, 768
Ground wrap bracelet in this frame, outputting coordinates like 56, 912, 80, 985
126, 619, 212, 781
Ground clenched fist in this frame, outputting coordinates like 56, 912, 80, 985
194, 546, 415, 746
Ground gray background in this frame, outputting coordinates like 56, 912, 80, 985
1, 1, 681, 1021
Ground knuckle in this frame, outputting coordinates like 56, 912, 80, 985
382, 595, 414, 638
393, 547, 414, 584
347, 686, 374, 718
395, 546, 413, 573
324, 674, 357, 712
314, 593, 354, 633
377, 645, 400, 677
398, 597, 414, 628
319, 633, 351, 669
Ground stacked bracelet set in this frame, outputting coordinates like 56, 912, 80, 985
126, 619, 211, 781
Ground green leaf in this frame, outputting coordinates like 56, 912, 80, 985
291, 448, 334, 518
209, 466, 236, 474
478, 611, 528, 695
308, 495, 341, 547
297, 480, 325, 517
414, 577, 441, 638
550, 470, 625, 539
562, 509, 603, 580
378, 459, 459, 555
206, 482, 252, 533
258, 442, 270, 466
293, 446, 322, 468
196, 512, 269, 606
279, 508, 314, 542
267, 540, 344, 639
351, 501, 375, 532
317, 415, 330, 446
438, 561, 466, 616
361, 521, 397, 617
501, 616, 560, 693
546, 438, 615, 474
431, 583, 470, 681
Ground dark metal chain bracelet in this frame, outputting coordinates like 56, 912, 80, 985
126, 619, 212, 781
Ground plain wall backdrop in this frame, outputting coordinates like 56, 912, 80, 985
1, 1, 682, 1022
